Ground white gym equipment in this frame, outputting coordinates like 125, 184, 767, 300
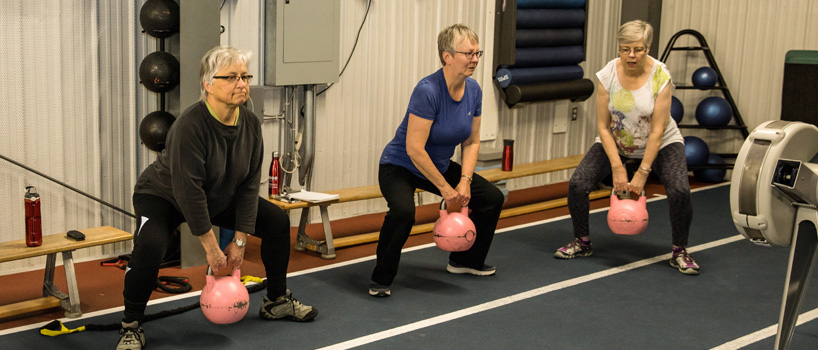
730, 120, 818, 349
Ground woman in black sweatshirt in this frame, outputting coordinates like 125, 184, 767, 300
117, 46, 316, 350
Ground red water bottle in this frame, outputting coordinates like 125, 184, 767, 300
502, 139, 514, 172
269, 151, 281, 198
25, 186, 42, 247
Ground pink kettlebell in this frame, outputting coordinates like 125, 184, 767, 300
607, 190, 649, 235
433, 199, 477, 252
200, 267, 250, 324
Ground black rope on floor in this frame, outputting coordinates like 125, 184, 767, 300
39, 280, 267, 336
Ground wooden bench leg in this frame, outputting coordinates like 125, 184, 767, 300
42, 251, 82, 318
61, 250, 82, 317
294, 207, 311, 252
318, 204, 336, 259
293, 206, 337, 259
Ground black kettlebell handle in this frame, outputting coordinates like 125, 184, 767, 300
439, 199, 469, 211
612, 189, 646, 199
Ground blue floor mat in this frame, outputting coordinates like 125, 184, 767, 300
5, 184, 818, 349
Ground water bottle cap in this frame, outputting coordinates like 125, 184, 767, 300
25, 186, 39, 199
273, 151, 279, 157
503, 139, 514, 146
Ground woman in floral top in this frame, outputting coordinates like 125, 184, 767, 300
553, 20, 699, 275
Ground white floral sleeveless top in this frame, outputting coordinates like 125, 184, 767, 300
594, 56, 684, 157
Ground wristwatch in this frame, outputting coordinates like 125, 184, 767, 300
234, 238, 246, 247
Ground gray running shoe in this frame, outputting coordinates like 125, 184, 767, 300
116, 321, 145, 350
259, 290, 317, 322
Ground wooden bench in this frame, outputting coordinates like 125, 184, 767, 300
0, 226, 132, 319
269, 154, 608, 259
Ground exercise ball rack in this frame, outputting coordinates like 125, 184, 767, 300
659, 29, 749, 172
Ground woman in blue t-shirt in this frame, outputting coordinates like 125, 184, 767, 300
369, 24, 504, 297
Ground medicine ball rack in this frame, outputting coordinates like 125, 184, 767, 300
659, 29, 749, 171
138, 0, 180, 153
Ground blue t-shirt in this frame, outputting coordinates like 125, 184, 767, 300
380, 68, 482, 179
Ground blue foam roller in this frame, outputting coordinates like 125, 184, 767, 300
495, 66, 584, 88
513, 46, 584, 68
693, 154, 727, 183
505, 79, 594, 105
671, 96, 684, 123
516, 9, 586, 29
683, 136, 710, 166
518, 0, 586, 9
515, 28, 584, 47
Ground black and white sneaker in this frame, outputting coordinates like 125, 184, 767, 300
368, 282, 391, 297
446, 261, 496, 276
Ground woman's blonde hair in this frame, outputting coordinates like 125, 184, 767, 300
437, 24, 479, 66
617, 20, 652, 49
199, 46, 252, 101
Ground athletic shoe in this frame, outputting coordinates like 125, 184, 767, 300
670, 247, 700, 275
116, 321, 145, 350
368, 282, 391, 297
446, 261, 496, 276
259, 291, 318, 322
554, 238, 593, 259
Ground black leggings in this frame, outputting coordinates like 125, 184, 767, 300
568, 142, 692, 247
123, 193, 290, 323
371, 163, 504, 286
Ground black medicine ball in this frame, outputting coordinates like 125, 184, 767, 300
139, 51, 180, 93
139, 111, 176, 152
140, 0, 180, 39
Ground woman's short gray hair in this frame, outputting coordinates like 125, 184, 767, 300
437, 23, 479, 66
617, 20, 653, 49
199, 46, 252, 101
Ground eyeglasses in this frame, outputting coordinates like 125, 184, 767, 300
454, 51, 484, 59
619, 47, 646, 55
212, 75, 253, 84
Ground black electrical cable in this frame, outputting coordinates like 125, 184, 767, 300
0, 153, 136, 218
317, 0, 372, 97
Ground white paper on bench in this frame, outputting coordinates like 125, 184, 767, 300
287, 190, 340, 203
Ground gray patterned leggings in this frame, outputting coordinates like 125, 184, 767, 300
568, 142, 692, 247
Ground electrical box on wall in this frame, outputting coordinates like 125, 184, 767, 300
264, 0, 341, 86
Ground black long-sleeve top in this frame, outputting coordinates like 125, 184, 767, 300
134, 101, 263, 236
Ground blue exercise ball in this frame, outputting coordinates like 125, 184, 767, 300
684, 136, 710, 166
691, 67, 718, 88
693, 154, 727, 183
695, 96, 732, 126
671, 96, 684, 124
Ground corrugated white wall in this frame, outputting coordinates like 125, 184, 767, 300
12, 0, 813, 273
312, 0, 496, 214
0, 0, 136, 274
659, 0, 818, 156
277, 0, 622, 222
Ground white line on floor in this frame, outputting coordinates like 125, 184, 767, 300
290, 183, 730, 279
710, 307, 818, 350
317, 235, 745, 350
